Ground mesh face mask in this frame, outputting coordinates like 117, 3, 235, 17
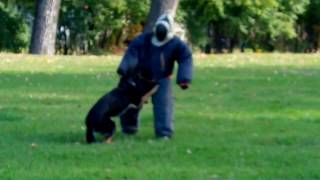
151, 13, 175, 47
155, 23, 168, 42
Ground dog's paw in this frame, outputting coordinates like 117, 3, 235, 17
86, 129, 96, 144
104, 136, 113, 144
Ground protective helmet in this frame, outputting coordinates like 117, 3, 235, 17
152, 12, 175, 47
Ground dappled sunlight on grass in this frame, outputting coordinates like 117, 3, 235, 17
195, 53, 320, 68
0, 53, 121, 74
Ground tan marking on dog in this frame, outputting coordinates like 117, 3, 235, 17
104, 137, 113, 144
140, 85, 159, 107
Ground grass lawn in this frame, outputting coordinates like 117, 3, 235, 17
0, 53, 320, 180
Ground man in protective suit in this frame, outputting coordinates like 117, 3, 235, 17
119, 13, 193, 139
85, 13, 193, 143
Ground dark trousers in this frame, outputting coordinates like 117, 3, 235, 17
120, 78, 173, 137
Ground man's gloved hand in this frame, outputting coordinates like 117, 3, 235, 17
179, 83, 189, 90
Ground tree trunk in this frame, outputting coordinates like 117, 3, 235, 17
144, 0, 179, 33
30, 0, 61, 55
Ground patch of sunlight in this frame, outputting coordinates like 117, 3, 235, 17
0, 54, 122, 74
194, 53, 320, 68
22, 92, 81, 101
204, 110, 320, 122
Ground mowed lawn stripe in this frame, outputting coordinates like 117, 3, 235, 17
0, 53, 320, 179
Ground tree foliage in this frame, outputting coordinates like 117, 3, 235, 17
181, 0, 310, 51
2, 0, 320, 53
299, 0, 320, 51
58, 0, 149, 51
0, 2, 29, 52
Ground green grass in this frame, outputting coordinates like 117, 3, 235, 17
0, 53, 320, 180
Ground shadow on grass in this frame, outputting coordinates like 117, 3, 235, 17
0, 108, 25, 122
32, 131, 85, 144
28, 130, 158, 145
0, 71, 116, 93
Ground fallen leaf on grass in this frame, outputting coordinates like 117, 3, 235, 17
30, 143, 38, 148
186, 149, 192, 154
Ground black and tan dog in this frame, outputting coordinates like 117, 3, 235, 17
85, 74, 159, 144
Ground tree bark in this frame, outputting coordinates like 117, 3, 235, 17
144, 0, 179, 33
30, 0, 61, 55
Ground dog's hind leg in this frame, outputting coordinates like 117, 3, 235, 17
85, 87, 131, 143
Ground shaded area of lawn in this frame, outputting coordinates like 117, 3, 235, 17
0, 55, 320, 179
